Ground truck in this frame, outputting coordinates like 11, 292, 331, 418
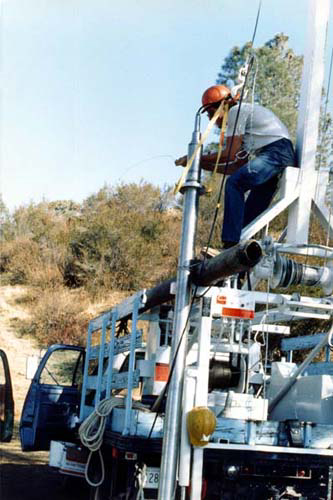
0, 348, 14, 443
18, 241, 333, 500
19, 1, 333, 498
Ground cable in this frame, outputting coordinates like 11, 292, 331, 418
148, 285, 199, 437
323, 49, 333, 130
322, 49, 333, 260
147, 282, 213, 437
164, 0, 262, 384
118, 155, 176, 182
305, 48, 333, 265
251, 0, 262, 47
248, 55, 259, 158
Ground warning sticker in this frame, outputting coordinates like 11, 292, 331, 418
155, 363, 169, 382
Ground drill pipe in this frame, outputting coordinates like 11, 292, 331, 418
134, 240, 262, 318
192, 239, 263, 286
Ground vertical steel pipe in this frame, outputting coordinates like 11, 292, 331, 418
158, 113, 202, 499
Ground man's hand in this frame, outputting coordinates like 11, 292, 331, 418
175, 155, 187, 167
200, 152, 248, 174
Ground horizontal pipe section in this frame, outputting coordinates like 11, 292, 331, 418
130, 240, 262, 318
143, 278, 175, 312
192, 240, 263, 286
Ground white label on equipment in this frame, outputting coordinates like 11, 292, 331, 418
143, 467, 160, 489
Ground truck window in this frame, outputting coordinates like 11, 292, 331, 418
39, 348, 83, 387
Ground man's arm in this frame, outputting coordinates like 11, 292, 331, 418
175, 136, 247, 174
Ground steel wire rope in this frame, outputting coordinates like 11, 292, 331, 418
118, 155, 176, 182
146, 2, 263, 443
250, 0, 262, 47
323, 49, 333, 264
313, 41, 333, 193
254, 272, 273, 436
262, 275, 271, 400
304, 37, 333, 266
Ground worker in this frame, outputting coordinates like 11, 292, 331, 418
176, 85, 297, 248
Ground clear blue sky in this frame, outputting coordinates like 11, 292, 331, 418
0, 0, 331, 211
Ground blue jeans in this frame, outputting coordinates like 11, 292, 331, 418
221, 138, 296, 244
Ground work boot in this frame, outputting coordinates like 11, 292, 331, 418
200, 247, 221, 259
222, 241, 238, 249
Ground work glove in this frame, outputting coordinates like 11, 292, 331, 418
175, 155, 187, 167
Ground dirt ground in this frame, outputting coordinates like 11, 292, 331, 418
0, 286, 91, 500
0, 424, 90, 500
0, 286, 41, 419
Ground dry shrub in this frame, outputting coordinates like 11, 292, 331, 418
1, 239, 38, 284
1, 238, 64, 288
2, 185, 179, 296
20, 287, 89, 346
64, 183, 179, 295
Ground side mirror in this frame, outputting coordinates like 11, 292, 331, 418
0, 349, 14, 442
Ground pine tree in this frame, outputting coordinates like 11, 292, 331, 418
216, 33, 303, 142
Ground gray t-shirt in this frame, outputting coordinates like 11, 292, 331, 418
226, 103, 291, 152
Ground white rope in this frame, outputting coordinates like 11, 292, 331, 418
135, 463, 147, 500
79, 397, 150, 488
328, 330, 333, 349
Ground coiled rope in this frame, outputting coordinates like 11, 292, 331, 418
79, 397, 150, 488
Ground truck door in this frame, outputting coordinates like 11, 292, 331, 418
0, 349, 14, 442
20, 344, 84, 451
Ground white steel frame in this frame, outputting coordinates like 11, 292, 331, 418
241, 0, 332, 246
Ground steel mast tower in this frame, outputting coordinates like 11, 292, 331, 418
242, 0, 331, 245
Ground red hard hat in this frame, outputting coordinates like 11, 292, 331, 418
202, 85, 231, 107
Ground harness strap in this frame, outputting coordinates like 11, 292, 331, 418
211, 102, 229, 179
174, 100, 225, 194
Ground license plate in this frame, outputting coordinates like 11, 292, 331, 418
143, 467, 160, 489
